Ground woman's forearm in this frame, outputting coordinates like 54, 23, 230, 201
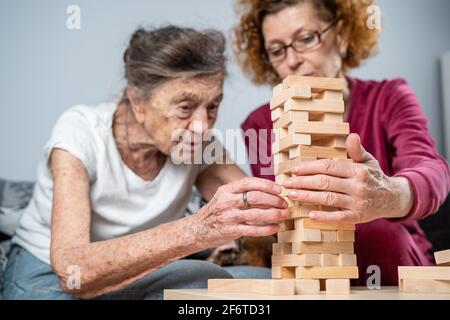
52, 213, 204, 298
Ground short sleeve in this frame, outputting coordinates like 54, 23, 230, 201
44, 106, 97, 180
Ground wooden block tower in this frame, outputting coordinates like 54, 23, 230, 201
207, 76, 359, 296
270, 75, 358, 294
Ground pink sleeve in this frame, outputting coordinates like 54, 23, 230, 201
383, 78, 450, 221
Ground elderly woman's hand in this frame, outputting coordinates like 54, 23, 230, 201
193, 177, 289, 249
283, 134, 414, 224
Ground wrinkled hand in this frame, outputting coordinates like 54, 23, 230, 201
194, 177, 289, 249
283, 134, 414, 224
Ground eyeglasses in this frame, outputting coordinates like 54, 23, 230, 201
264, 18, 340, 65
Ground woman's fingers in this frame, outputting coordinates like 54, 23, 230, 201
241, 191, 288, 209
284, 174, 352, 195
287, 189, 353, 209
231, 208, 289, 224
223, 177, 282, 195
309, 209, 362, 224
290, 159, 355, 179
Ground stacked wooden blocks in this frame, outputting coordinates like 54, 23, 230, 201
399, 249, 450, 294
270, 76, 358, 295
208, 76, 358, 296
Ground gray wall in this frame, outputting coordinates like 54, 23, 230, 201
1, 0, 449, 181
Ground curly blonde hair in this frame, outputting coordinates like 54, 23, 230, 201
234, 0, 380, 85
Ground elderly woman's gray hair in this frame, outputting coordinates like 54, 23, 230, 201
121, 25, 227, 105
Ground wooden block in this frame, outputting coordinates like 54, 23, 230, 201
321, 254, 339, 266
272, 266, 296, 279
293, 122, 350, 136
295, 279, 321, 295
295, 218, 355, 231
278, 229, 322, 243
295, 266, 359, 279
283, 76, 345, 92
271, 107, 285, 122
339, 254, 357, 266
325, 279, 351, 294
272, 254, 321, 267
274, 151, 289, 164
272, 243, 292, 255
275, 173, 291, 185
399, 278, 450, 294
276, 156, 316, 175
285, 98, 345, 114
252, 279, 296, 296
289, 145, 348, 160
316, 90, 344, 101
314, 136, 347, 149
273, 83, 288, 96
274, 134, 312, 154
321, 230, 338, 242
398, 267, 450, 280
288, 204, 320, 219
274, 110, 309, 129
270, 85, 312, 110
280, 219, 295, 231
434, 249, 450, 266
292, 242, 354, 255
337, 230, 355, 242
208, 279, 253, 293
317, 113, 344, 123
209, 279, 296, 295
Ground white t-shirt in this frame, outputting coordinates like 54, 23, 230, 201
13, 102, 211, 264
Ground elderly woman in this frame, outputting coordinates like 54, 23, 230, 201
235, 0, 450, 285
2, 26, 290, 299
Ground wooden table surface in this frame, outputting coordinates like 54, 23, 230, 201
164, 286, 450, 300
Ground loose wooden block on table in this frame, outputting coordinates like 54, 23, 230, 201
283, 76, 345, 92
270, 85, 312, 110
295, 266, 359, 279
434, 249, 450, 266
325, 279, 351, 294
398, 267, 450, 280
400, 278, 450, 294
208, 279, 295, 296
292, 241, 354, 255
272, 254, 321, 267
295, 279, 321, 295
252, 279, 295, 296
208, 279, 253, 293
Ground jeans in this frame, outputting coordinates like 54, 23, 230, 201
2, 245, 271, 300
